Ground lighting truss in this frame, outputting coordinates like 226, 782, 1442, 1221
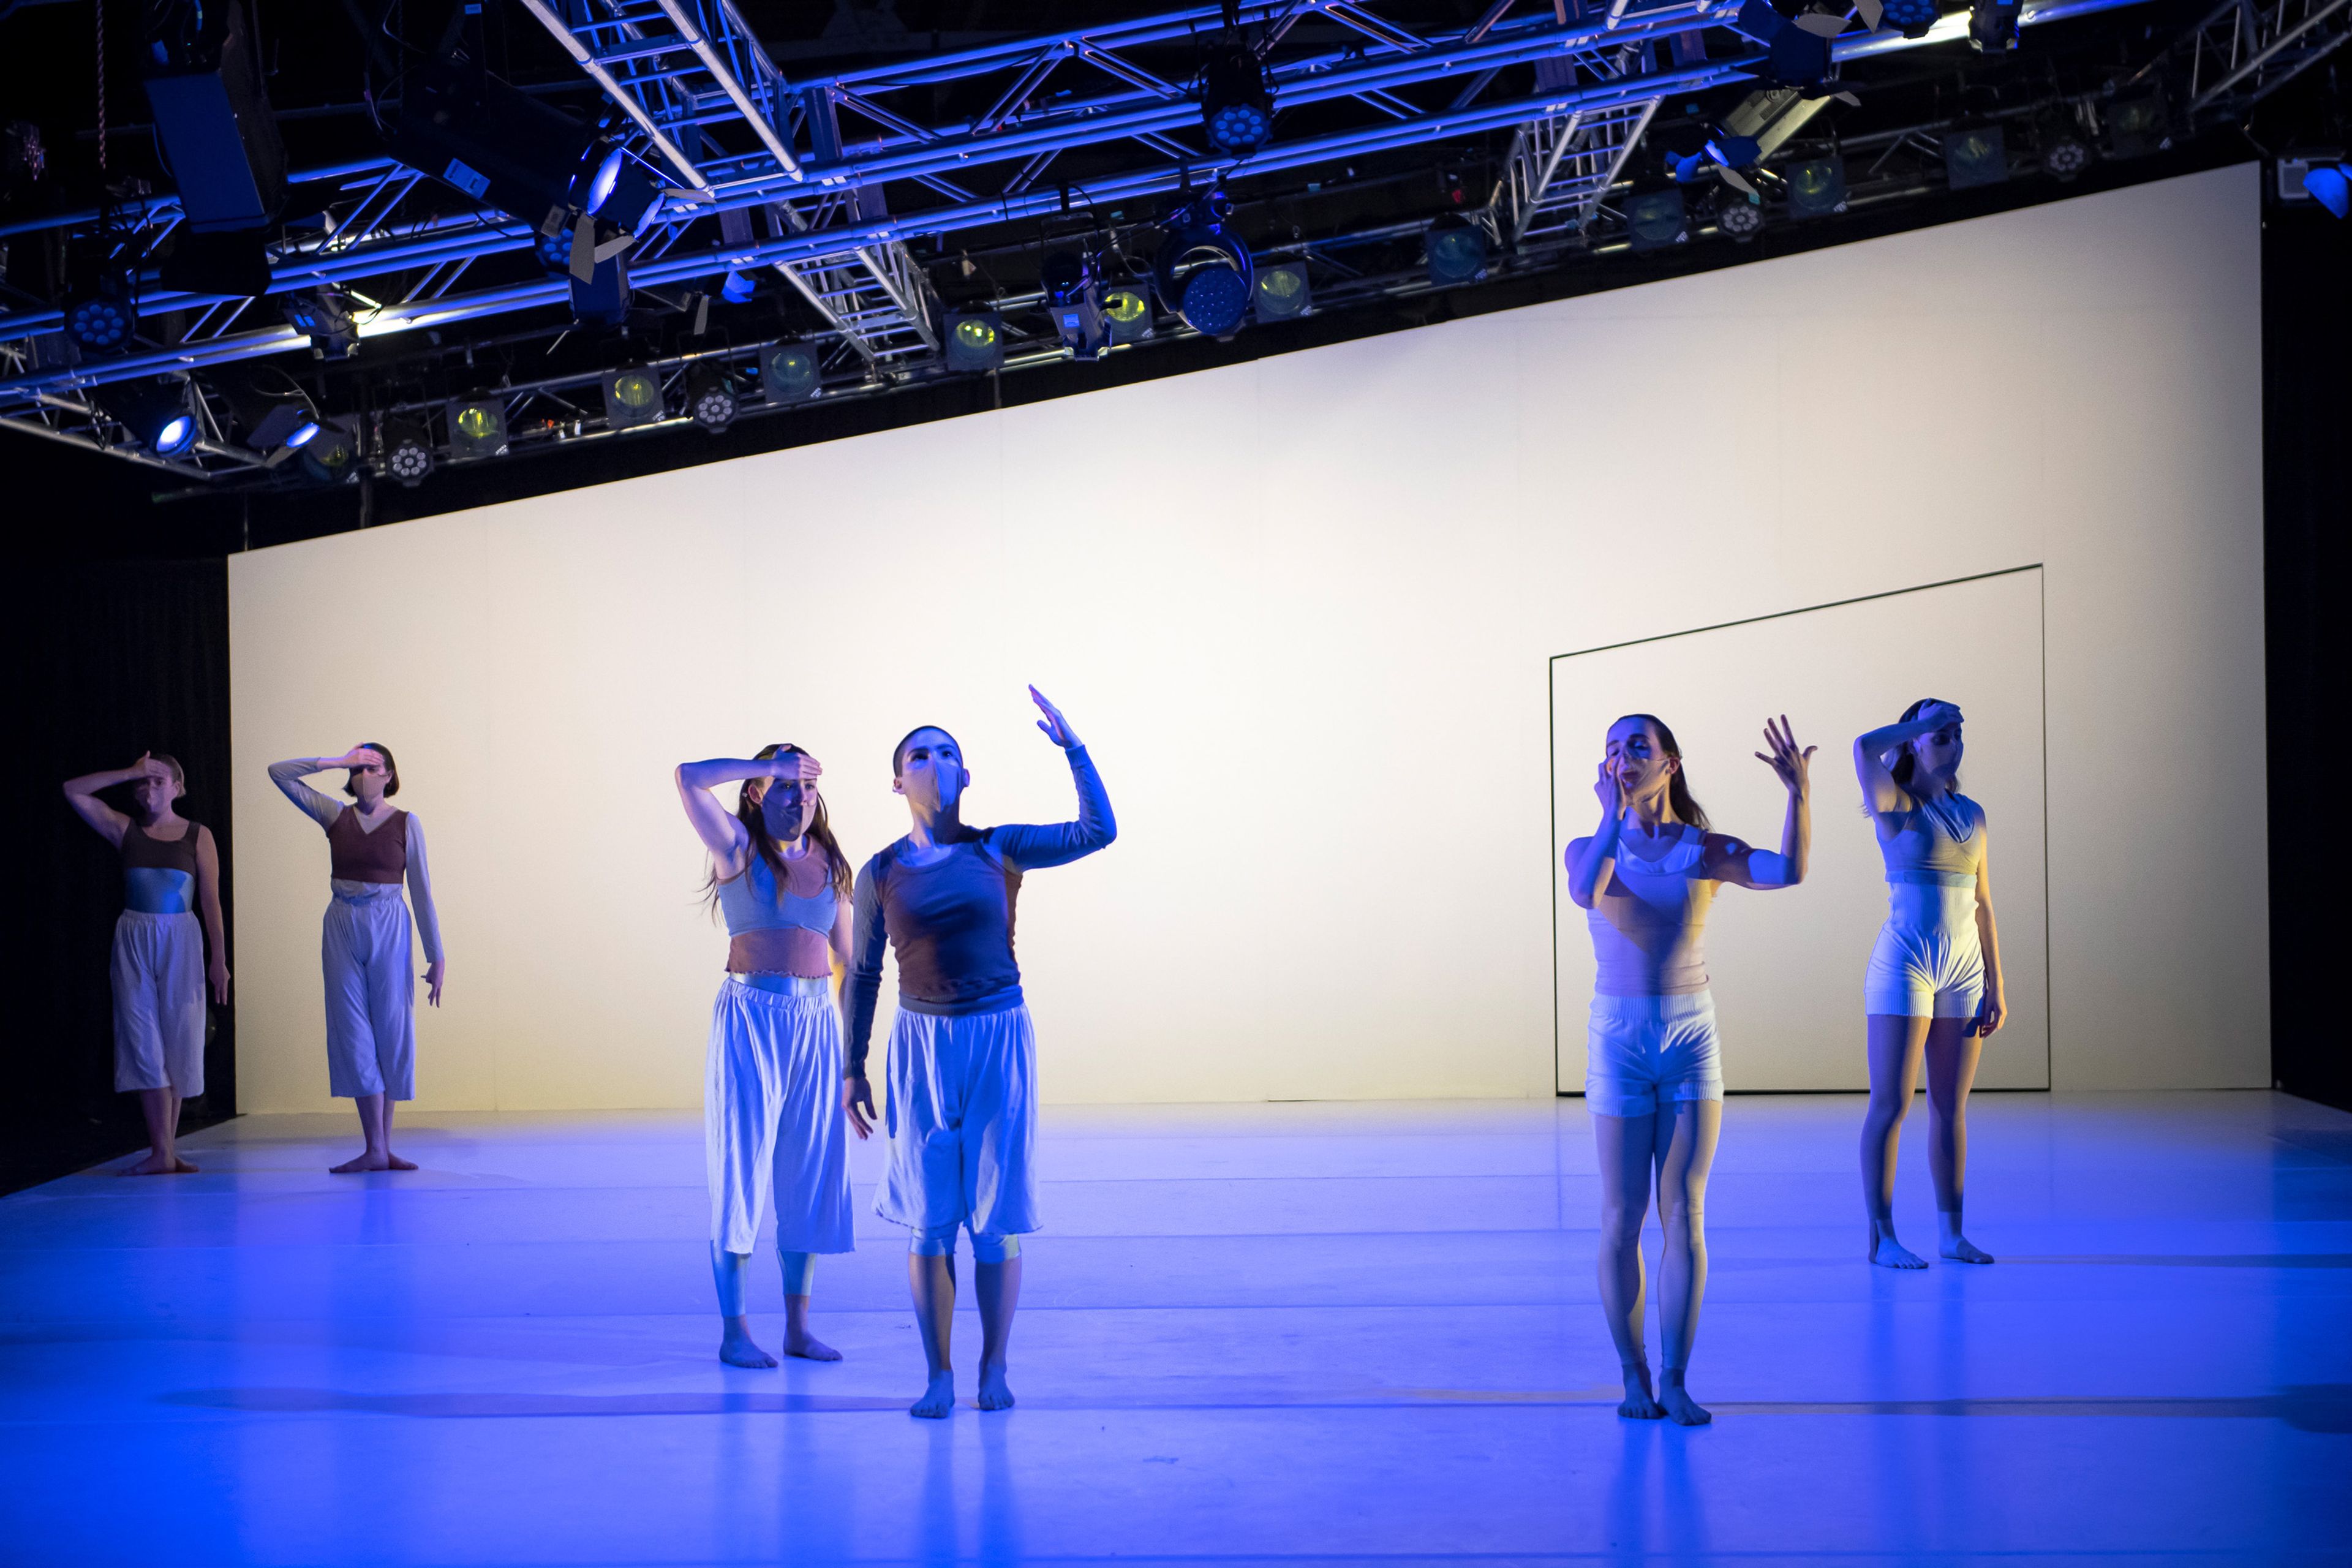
0, 0, 2163, 478
2128, 0, 2352, 113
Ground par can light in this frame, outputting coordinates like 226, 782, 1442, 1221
685, 363, 739, 432
1101, 285, 1153, 344
944, 312, 1005, 373
603, 367, 666, 429
761, 343, 822, 402
448, 396, 508, 459
379, 417, 433, 486
1253, 262, 1310, 320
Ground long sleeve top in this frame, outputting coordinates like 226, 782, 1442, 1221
268, 759, 445, 964
845, 745, 1115, 1075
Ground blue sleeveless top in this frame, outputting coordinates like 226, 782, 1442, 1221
717, 850, 836, 938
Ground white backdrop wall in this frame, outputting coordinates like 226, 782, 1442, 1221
228, 164, 2267, 1112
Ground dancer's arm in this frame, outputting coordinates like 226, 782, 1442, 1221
61, 755, 167, 846
829, 897, 871, 1138
1970, 813, 2005, 1036
1713, 715, 1815, 889
990, 687, 1117, 871
1853, 704, 1958, 815
673, 753, 820, 873
1564, 761, 1625, 909
405, 815, 447, 1006
269, 752, 372, 831
842, 861, 889, 1087
195, 825, 230, 1005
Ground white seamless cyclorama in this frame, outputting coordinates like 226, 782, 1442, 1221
226, 165, 2266, 1112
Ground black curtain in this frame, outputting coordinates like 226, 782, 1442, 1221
2263, 200, 2350, 1112
1, 557, 236, 1193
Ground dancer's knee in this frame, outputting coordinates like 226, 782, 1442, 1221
970, 1234, 1020, 1265
1597, 1202, 1648, 1248
909, 1225, 958, 1257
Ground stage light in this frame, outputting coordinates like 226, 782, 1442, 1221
684, 363, 739, 432
1153, 194, 1253, 339
1625, 185, 1689, 251
101, 377, 200, 456
1786, 154, 1847, 216
2285, 160, 2351, 218
570, 254, 632, 326
298, 421, 358, 483
602, 366, 667, 428
1200, 47, 1274, 156
1877, 0, 1940, 37
1733, 0, 1838, 89
1968, 0, 2019, 52
1425, 216, 1489, 285
379, 418, 433, 486
387, 56, 628, 233
282, 289, 359, 359
1253, 262, 1310, 320
760, 342, 822, 402
63, 274, 137, 355
1041, 250, 1109, 358
944, 312, 1005, 374
2038, 111, 2093, 181
448, 397, 508, 458
2105, 86, 2169, 160
142, 0, 285, 296
1716, 194, 1765, 241
720, 270, 758, 304
1101, 285, 1154, 345
1944, 125, 2008, 190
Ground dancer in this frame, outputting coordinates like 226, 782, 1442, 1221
62, 753, 230, 1175
845, 688, 1115, 1418
675, 743, 861, 1366
1855, 699, 2004, 1268
268, 746, 445, 1172
1564, 714, 1814, 1425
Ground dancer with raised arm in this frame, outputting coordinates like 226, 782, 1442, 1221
268, 746, 445, 1173
675, 743, 861, 1367
63, 753, 230, 1175
1564, 714, 1814, 1425
845, 688, 1116, 1419
1855, 699, 2005, 1269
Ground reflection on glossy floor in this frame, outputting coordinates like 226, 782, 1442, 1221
2, 1093, 2348, 1566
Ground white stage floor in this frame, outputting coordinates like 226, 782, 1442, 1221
2, 1092, 2347, 1566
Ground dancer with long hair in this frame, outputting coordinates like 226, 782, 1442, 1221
1855, 699, 2004, 1268
675, 743, 861, 1366
268, 745, 445, 1172
63, 753, 230, 1175
845, 688, 1116, 1418
1564, 713, 1814, 1425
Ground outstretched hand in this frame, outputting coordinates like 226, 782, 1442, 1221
1754, 714, 1816, 797
1030, 686, 1081, 750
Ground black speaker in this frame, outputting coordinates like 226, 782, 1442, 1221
141, 0, 287, 231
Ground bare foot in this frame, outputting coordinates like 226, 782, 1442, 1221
384, 1152, 418, 1171
1616, 1363, 1664, 1420
910, 1371, 956, 1419
976, 1361, 1016, 1411
1940, 1235, 1995, 1264
783, 1333, 842, 1363
330, 1151, 390, 1174
172, 1156, 200, 1174
1869, 1226, 1928, 1270
1657, 1372, 1713, 1427
719, 1327, 778, 1368
121, 1150, 183, 1176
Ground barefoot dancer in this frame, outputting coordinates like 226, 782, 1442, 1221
844, 688, 1115, 1419
63, 753, 230, 1175
268, 747, 445, 1172
676, 744, 862, 1367
1564, 715, 1814, 1426
1855, 699, 2005, 1268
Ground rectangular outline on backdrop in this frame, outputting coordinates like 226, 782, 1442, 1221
1547, 564, 2046, 1096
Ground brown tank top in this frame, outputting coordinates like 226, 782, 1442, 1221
121, 820, 202, 875
328, 806, 408, 883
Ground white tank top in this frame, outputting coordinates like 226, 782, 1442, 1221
1587, 823, 1711, 996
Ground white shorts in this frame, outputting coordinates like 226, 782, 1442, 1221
111, 911, 205, 1095
1585, 991, 1724, 1119
322, 889, 415, 1100
875, 1003, 1038, 1243
705, 976, 856, 1256
1865, 883, 1985, 1020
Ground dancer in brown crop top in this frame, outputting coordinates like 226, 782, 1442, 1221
63, 752, 230, 1175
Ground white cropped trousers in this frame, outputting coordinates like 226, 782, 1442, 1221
875, 1003, 1039, 1245
704, 977, 856, 1256
322, 888, 416, 1100
111, 910, 205, 1095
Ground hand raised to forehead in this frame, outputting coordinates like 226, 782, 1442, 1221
335, 746, 383, 771
1917, 701, 1964, 729
134, 752, 172, 782
769, 752, 822, 783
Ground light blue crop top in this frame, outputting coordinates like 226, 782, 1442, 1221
1879, 793, 1983, 888
718, 850, 836, 937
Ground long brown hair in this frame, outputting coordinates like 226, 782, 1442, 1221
1613, 714, 1710, 832
703, 743, 852, 913
1889, 698, 1960, 795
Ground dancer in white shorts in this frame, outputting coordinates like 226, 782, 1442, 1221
269, 746, 445, 1172
844, 688, 1116, 1418
63, 753, 230, 1175
676, 742, 861, 1366
1855, 699, 2005, 1269
1564, 714, 1814, 1425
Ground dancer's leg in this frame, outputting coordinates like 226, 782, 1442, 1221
778, 1251, 839, 1361
973, 1236, 1022, 1411
1593, 1110, 1662, 1418
1651, 1099, 1721, 1427
711, 1245, 777, 1367
908, 1234, 959, 1418
1860, 1014, 1929, 1267
333, 1092, 395, 1174
129, 1088, 183, 1174
1924, 1019, 1992, 1263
